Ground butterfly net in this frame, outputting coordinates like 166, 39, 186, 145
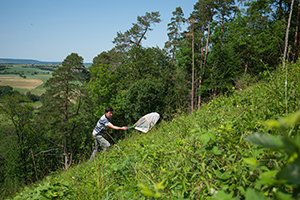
132, 112, 160, 133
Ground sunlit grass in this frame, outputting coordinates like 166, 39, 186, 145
8, 63, 300, 199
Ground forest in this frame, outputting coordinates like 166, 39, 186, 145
1, 0, 300, 199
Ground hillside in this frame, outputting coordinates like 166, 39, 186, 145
11, 62, 300, 199
0, 58, 92, 66
0, 58, 62, 65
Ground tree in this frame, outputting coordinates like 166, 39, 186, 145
113, 11, 161, 51
87, 64, 119, 117
92, 51, 111, 68
190, 0, 216, 109
293, 0, 300, 61
0, 86, 14, 97
165, 7, 186, 64
282, 0, 295, 70
123, 79, 165, 123
42, 53, 88, 169
0, 94, 38, 185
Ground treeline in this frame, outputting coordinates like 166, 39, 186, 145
22, 64, 60, 71
0, 86, 41, 101
0, 0, 299, 198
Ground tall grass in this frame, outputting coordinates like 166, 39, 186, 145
10, 62, 300, 199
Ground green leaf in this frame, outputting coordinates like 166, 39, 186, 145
259, 171, 278, 179
208, 131, 216, 142
255, 178, 279, 185
199, 134, 210, 146
281, 110, 300, 126
212, 146, 222, 155
213, 190, 234, 200
263, 119, 280, 128
245, 188, 269, 200
275, 191, 294, 200
155, 180, 165, 190
243, 157, 258, 167
276, 161, 300, 185
216, 170, 232, 180
246, 133, 284, 150
137, 183, 155, 197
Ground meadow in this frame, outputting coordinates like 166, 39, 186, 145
10, 62, 300, 199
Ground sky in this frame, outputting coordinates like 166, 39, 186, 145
0, 0, 197, 63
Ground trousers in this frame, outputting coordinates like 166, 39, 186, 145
89, 134, 111, 161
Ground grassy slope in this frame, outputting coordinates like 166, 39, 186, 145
11, 63, 300, 199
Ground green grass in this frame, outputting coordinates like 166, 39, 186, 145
9, 62, 300, 199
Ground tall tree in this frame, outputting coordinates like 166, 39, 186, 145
293, 0, 300, 61
165, 7, 186, 64
92, 51, 111, 68
113, 11, 161, 51
190, 0, 216, 109
42, 53, 88, 169
282, 0, 295, 70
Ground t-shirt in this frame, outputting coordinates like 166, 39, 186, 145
93, 114, 112, 136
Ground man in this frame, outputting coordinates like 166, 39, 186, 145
89, 106, 127, 161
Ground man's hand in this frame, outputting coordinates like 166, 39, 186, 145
122, 127, 128, 131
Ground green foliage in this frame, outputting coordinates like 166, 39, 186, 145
3, 0, 300, 198
0, 85, 14, 97
0, 94, 41, 197
243, 110, 300, 199
165, 6, 186, 62
40, 53, 89, 169
11, 61, 300, 199
123, 79, 165, 122
14, 178, 75, 200
113, 11, 161, 50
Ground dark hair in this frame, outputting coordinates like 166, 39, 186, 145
105, 106, 113, 113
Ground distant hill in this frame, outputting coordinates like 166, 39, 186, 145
0, 58, 92, 66
0, 58, 62, 65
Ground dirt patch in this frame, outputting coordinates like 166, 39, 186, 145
35, 74, 52, 77
0, 77, 43, 89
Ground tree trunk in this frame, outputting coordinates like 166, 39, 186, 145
220, 16, 224, 46
191, 25, 195, 112
199, 16, 212, 109
30, 148, 39, 181
282, 0, 295, 71
198, 45, 204, 110
245, 52, 250, 75
293, 0, 300, 62
64, 134, 68, 169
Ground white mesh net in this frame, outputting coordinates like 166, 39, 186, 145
133, 112, 160, 133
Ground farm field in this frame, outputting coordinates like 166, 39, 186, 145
0, 75, 49, 95
0, 64, 54, 95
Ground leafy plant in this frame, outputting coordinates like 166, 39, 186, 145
243, 110, 300, 199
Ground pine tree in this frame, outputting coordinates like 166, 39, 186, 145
165, 7, 186, 64
42, 53, 87, 169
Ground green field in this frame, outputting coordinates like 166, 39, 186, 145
0, 65, 54, 95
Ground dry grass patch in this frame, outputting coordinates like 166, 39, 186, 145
35, 74, 52, 77
0, 77, 43, 89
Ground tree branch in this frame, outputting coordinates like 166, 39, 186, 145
49, 139, 64, 147
35, 148, 63, 156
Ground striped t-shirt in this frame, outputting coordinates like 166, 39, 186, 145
93, 114, 112, 136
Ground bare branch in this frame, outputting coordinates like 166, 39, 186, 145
35, 148, 63, 156
49, 139, 63, 147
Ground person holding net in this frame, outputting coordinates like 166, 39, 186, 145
89, 106, 127, 161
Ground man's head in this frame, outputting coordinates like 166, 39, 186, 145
105, 106, 113, 119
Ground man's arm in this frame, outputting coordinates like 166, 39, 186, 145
107, 123, 127, 130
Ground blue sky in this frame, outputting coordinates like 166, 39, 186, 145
0, 0, 197, 63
